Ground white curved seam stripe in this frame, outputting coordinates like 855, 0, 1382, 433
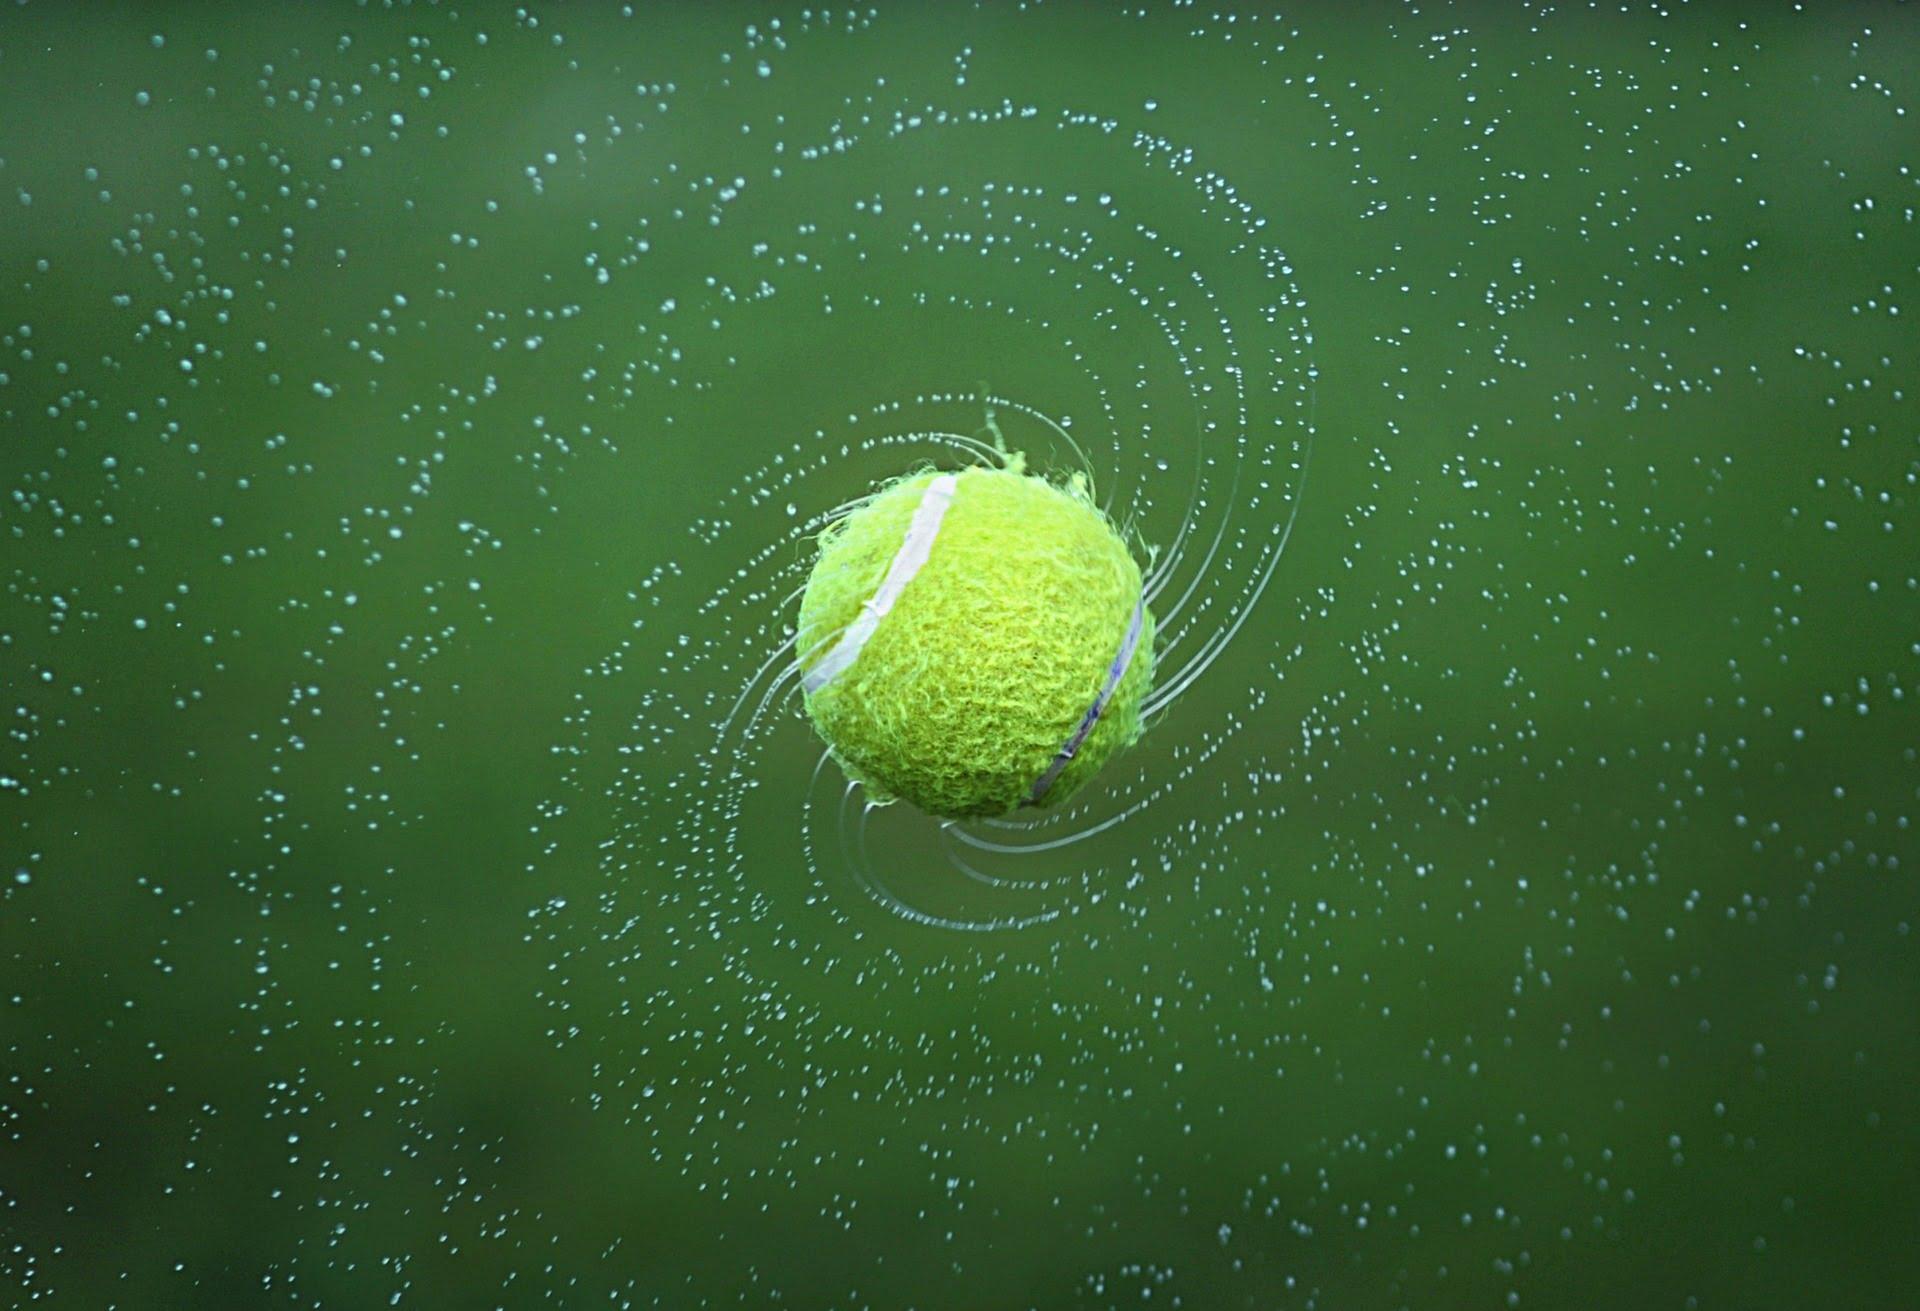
802, 474, 957, 694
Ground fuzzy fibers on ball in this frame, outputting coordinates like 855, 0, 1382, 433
796, 461, 1154, 819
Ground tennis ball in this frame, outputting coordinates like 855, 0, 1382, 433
795, 461, 1154, 819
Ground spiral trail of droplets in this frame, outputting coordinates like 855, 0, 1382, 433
555, 136, 1312, 933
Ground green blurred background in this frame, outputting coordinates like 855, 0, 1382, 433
3, 4, 1915, 1308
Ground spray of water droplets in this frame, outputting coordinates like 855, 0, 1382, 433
6, 7, 1918, 1308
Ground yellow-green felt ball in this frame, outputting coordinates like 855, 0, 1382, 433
796, 462, 1154, 819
